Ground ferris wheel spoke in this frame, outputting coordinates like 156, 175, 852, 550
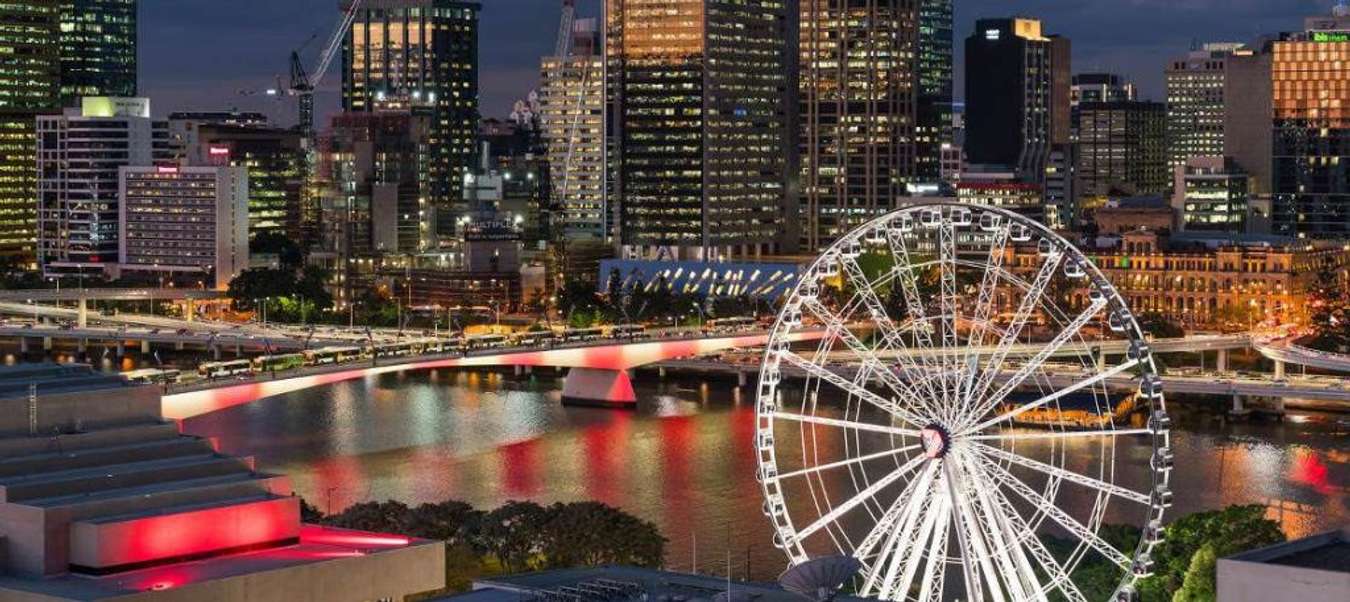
885, 228, 934, 347
959, 223, 1013, 403
795, 454, 929, 542
968, 428, 1153, 442
772, 444, 921, 482
957, 453, 1046, 602
959, 299, 1109, 430
853, 460, 939, 569
965, 251, 1064, 411
962, 358, 1141, 435
880, 481, 948, 600
778, 350, 935, 428
863, 462, 941, 597
981, 459, 1133, 569
801, 298, 933, 415
960, 454, 1088, 602
917, 494, 952, 602
945, 459, 1004, 602
771, 410, 920, 438
973, 442, 1152, 506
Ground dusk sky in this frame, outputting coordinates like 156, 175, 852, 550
141, 0, 1334, 128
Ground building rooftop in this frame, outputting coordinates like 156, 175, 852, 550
444, 565, 872, 602
1227, 528, 1350, 574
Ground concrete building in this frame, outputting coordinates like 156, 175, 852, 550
608, 0, 797, 261
539, 18, 606, 242
37, 97, 173, 276
956, 180, 1045, 224
800, 0, 917, 251
1166, 43, 1243, 167
118, 165, 249, 290
1172, 156, 1250, 233
1223, 46, 1274, 194
341, 0, 480, 234
965, 18, 1070, 179
1093, 196, 1175, 235
0, 364, 445, 601
1070, 73, 1136, 107
58, 0, 137, 107
1218, 527, 1350, 602
172, 119, 306, 242
1075, 101, 1169, 199
1271, 10, 1350, 238
0, 2, 60, 261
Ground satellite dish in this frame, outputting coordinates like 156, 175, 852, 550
778, 555, 862, 602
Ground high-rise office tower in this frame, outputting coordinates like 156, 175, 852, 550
540, 19, 605, 242
608, 0, 796, 260
1076, 101, 1169, 199
1166, 44, 1242, 167
1224, 47, 1274, 194
0, 2, 59, 261
58, 0, 137, 106
800, 0, 917, 251
118, 165, 248, 290
1172, 156, 1249, 233
37, 97, 173, 275
173, 119, 306, 242
1270, 9, 1350, 238
915, 0, 952, 186
341, 0, 479, 236
1070, 73, 1136, 106
965, 18, 1068, 178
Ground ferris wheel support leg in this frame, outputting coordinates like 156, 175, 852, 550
561, 367, 637, 408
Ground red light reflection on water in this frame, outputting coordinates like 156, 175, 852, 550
584, 413, 632, 506
501, 438, 539, 497
1289, 450, 1331, 494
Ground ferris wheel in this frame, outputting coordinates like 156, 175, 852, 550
755, 203, 1172, 602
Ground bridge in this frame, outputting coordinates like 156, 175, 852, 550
161, 330, 827, 419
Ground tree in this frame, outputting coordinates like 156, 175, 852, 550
478, 501, 549, 573
227, 268, 295, 309
1138, 313, 1185, 339
323, 500, 415, 534
250, 231, 304, 270
407, 501, 483, 550
538, 502, 665, 569
1171, 544, 1217, 602
1136, 504, 1284, 602
1308, 265, 1350, 352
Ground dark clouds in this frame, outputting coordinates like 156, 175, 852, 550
140, 0, 1331, 127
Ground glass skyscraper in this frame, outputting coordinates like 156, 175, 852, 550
916, 0, 952, 186
59, 0, 137, 106
0, 2, 59, 261
341, 0, 479, 236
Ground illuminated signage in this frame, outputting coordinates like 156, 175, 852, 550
156, 166, 180, 174
208, 146, 231, 156
1312, 31, 1350, 43
985, 29, 1001, 41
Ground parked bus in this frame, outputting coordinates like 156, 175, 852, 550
123, 368, 181, 385
609, 324, 649, 340
562, 327, 603, 343
199, 359, 252, 379
304, 346, 363, 366
512, 330, 556, 347
463, 334, 509, 351
707, 317, 757, 333
252, 353, 305, 373
373, 342, 418, 358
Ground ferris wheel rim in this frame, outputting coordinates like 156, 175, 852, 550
755, 202, 1171, 602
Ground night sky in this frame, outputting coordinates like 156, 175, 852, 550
141, 0, 1333, 128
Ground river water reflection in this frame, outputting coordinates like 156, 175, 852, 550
183, 369, 1348, 579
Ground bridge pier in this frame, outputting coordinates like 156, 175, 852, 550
1217, 349, 1229, 373
140, 340, 150, 355
1231, 395, 1250, 417
561, 368, 637, 408
77, 338, 87, 354
737, 370, 747, 387
175, 341, 185, 351
1274, 360, 1286, 380
115, 341, 124, 357
513, 365, 523, 376
77, 298, 88, 328
658, 366, 666, 379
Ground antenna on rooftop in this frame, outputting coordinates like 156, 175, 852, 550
778, 556, 862, 602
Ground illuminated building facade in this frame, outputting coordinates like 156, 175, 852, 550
916, 0, 952, 185
58, 0, 137, 106
540, 19, 606, 242
118, 165, 248, 289
1173, 156, 1250, 233
800, 0, 917, 251
341, 0, 479, 234
37, 98, 173, 276
0, 2, 59, 261
1270, 13, 1350, 238
965, 18, 1068, 179
1075, 101, 1169, 198
608, 0, 796, 260
956, 180, 1045, 223
1166, 43, 1242, 167
173, 119, 306, 242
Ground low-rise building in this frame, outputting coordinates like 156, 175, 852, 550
1173, 156, 1250, 233
1217, 527, 1350, 602
1094, 196, 1175, 235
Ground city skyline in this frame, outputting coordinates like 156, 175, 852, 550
139, 0, 1334, 128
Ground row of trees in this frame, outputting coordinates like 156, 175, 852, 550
305, 498, 666, 594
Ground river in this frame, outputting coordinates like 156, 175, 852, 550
182, 368, 1348, 580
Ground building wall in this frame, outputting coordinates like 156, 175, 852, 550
539, 50, 605, 242
1224, 49, 1274, 194
1271, 34, 1350, 238
118, 166, 248, 289
915, 0, 952, 184
965, 18, 1061, 179
0, 2, 59, 261
179, 123, 306, 242
1166, 45, 1238, 167
1076, 101, 1169, 198
58, 0, 136, 107
800, 0, 917, 251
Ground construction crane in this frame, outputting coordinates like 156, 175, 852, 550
554, 0, 577, 59
552, 0, 592, 236
289, 0, 363, 143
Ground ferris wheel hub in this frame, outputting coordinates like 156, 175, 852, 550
920, 424, 951, 459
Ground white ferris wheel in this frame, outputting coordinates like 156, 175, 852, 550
755, 203, 1173, 602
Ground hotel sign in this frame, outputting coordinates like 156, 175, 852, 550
1311, 31, 1350, 43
